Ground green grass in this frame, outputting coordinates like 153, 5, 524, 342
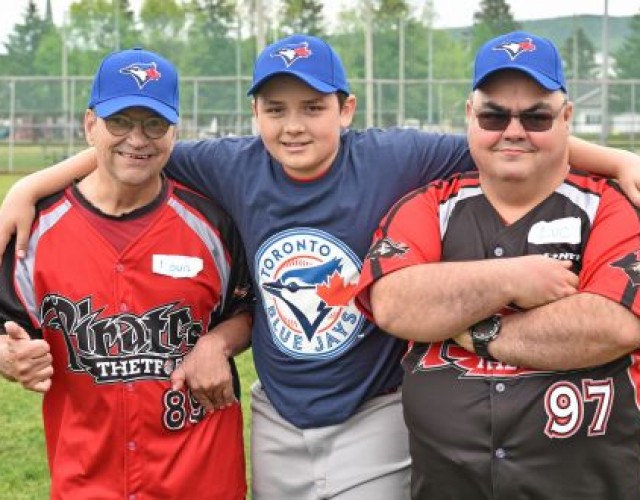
0, 145, 86, 174
0, 174, 258, 498
0, 380, 49, 499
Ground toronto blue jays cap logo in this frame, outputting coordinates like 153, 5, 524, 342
493, 37, 536, 61
473, 31, 565, 92
271, 41, 312, 68
119, 61, 162, 89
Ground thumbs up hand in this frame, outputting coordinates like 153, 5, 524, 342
0, 321, 53, 393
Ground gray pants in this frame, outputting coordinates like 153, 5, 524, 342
250, 381, 410, 500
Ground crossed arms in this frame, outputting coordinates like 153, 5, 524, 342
369, 257, 640, 370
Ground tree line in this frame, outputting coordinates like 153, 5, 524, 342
2, 0, 640, 124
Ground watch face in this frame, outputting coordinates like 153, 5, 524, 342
472, 316, 501, 360
474, 328, 494, 341
473, 317, 500, 341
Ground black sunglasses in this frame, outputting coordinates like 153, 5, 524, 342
103, 114, 171, 139
473, 100, 568, 132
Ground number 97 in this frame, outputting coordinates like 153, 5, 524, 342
544, 378, 613, 439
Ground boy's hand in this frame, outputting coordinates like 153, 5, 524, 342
0, 184, 35, 262
616, 160, 640, 207
170, 333, 237, 412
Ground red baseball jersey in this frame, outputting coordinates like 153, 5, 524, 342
0, 179, 252, 499
357, 170, 640, 499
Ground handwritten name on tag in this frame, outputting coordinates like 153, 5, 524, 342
527, 217, 581, 245
153, 255, 203, 278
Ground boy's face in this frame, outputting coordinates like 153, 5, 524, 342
252, 75, 356, 180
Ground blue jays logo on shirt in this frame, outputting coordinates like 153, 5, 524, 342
256, 228, 364, 359
493, 37, 536, 60
271, 42, 312, 68
119, 61, 162, 89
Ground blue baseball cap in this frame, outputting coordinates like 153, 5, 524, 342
247, 34, 350, 96
473, 31, 566, 92
88, 48, 179, 124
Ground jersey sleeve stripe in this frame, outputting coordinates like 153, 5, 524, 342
556, 182, 601, 225
438, 185, 483, 237
15, 200, 72, 326
167, 197, 231, 311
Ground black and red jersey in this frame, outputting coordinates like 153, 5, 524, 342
357, 170, 640, 499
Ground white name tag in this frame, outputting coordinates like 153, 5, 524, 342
152, 255, 203, 278
527, 217, 581, 245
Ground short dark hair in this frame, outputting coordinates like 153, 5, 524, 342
337, 92, 349, 109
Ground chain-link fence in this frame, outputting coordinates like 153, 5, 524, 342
0, 75, 638, 173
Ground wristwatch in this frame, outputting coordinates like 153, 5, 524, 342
471, 315, 501, 360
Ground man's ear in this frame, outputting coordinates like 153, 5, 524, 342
564, 100, 574, 128
465, 99, 473, 123
84, 109, 97, 146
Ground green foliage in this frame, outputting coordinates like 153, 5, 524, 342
1, 0, 53, 76
371, 0, 410, 30
115, 0, 141, 49
139, 0, 187, 62
280, 0, 325, 37
68, 0, 130, 52
331, 18, 469, 128
614, 12, 640, 79
182, 0, 238, 78
471, 0, 521, 53
561, 26, 598, 79
611, 11, 640, 113
0, 0, 64, 121
0, 0, 634, 85
186, 0, 236, 42
447, 15, 633, 54
0, 1, 638, 136
33, 28, 64, 77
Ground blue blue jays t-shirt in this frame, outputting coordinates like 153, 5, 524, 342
167, 127, 473, 428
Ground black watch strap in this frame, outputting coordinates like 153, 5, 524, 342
471, 315, 501, 360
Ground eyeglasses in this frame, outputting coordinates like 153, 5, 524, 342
103, 114, 171, 139
472, 100, 568, 132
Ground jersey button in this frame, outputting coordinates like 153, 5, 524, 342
129, 495, 137, 500
120, 303, 128, 312
128, 441, 137, 451
495, 382, 506, 393
493, 247, 504, 257
116, 263, 125, 273
495, 448, 506, 459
